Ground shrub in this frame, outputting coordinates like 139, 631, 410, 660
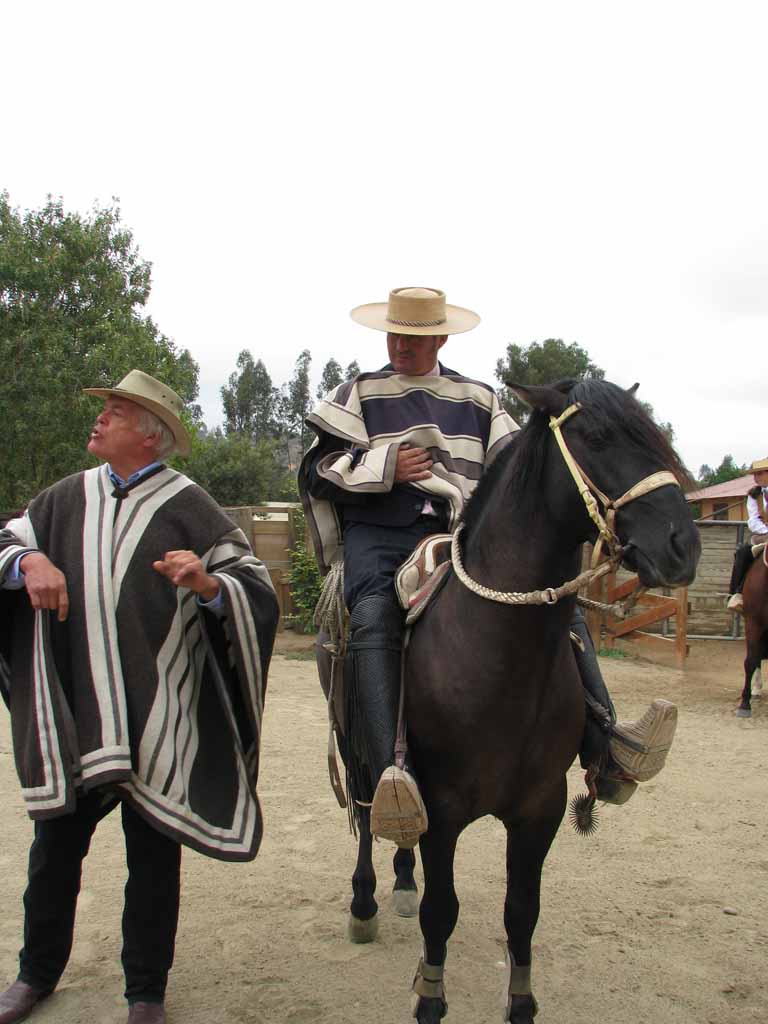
286, 506, 322, 633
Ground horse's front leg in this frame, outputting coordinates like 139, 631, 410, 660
349, 806, 379, 942
411, 825, 460, 1023
737, 624, 762, 717
392, 846, 418, 917
502, 790, 566, 1024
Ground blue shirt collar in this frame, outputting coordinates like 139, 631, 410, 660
108, 461, 164, 488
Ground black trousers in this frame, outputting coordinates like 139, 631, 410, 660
18, 791, 181, 1004
730, 543, 757, 595
342, 518, 444, 610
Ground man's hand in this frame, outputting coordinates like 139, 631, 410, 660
20, 552, 69, 622
395, 444, 433, 483
153, 550, 220, 601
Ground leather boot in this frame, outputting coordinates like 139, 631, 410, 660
0, 980, 49, 1024
571, 610, 677, 803
347, 596, 428, 847
726, 544, 754, 611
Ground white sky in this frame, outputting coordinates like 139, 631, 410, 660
4, 0, 767, 476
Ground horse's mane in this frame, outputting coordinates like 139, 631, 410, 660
462, 378, 692, 535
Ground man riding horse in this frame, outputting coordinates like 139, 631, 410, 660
727, 457, 768, 613
299, 286, 678, 847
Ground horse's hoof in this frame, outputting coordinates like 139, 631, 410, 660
736, 708, 752, 718
412, 995, 447, 1022
347, 913, 379, 943
391, 887, 419, 917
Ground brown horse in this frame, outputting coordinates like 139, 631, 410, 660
318, 378, 700, 1022
736, 547, 768, 717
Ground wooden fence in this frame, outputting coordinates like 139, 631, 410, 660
585, 571, 689, 668
224, 503, 301, 631
686, 520, 746, 638
584, 518, 749, 664
1, 504, 752, 643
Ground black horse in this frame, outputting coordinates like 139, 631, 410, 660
317, 378, 700, 1022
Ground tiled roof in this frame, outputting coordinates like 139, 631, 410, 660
685, 474, 755, 502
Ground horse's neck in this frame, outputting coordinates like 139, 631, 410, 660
463, 484, 583, 596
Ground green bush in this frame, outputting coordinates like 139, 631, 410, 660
286, 506, 322, 634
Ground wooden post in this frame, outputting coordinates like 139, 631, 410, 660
674, 587, 689, 669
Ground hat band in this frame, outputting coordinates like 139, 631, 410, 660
386, 316, 447, 328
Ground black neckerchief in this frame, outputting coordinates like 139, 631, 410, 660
111, 464, 166, 523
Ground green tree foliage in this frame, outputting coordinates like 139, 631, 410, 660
317, 357, 343, 399
495, 339, 605, 424
279, 349, 313, 450
345, 359, 360, 380
0, 193, 198, 509
182, 429, 297, 508
221, 350, 279, 439
697, 455, 747, 488
636, 399, 675, 446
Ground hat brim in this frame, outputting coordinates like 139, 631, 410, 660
83, 387, 191, 456
350, 302, 480, 336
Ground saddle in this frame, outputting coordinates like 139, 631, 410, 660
395, 532, 453, 624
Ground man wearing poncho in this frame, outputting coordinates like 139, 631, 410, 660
0, 371, 279, 1024
299, 286, 680, 851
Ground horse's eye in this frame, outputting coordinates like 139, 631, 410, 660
582, 427, 611, 451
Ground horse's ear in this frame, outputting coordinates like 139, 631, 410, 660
626, 382, 640, 396
504, 381, 569, 417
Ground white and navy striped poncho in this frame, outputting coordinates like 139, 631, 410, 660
0, 466, 279, 861
299, 365, 518, 574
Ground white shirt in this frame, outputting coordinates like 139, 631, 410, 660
747, 486, 768, 535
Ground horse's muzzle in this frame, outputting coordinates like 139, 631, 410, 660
622, 524, 701, 588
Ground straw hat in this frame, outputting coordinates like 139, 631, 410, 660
751, 457, 768, 473
83, 369, 191, 456
350, 287, 480, 336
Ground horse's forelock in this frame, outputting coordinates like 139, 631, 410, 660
566, 379, 692, 488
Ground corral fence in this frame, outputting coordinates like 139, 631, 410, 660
584, 519, 749, 666
1, 506, 751, 644
224, 503, 302, 631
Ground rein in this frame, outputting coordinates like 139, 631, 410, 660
451, 402, 681, 608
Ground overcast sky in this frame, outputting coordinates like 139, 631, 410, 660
4, 1, 766, 476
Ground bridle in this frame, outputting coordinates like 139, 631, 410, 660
451, 402, 681, 607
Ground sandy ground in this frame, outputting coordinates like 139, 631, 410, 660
1, 635, 766, 1024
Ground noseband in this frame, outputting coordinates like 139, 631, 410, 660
451, 402, 681, 607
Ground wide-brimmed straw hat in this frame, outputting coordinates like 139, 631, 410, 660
83, 369, 191, 456
350, 287, 480, 336
751, 457, 768, 473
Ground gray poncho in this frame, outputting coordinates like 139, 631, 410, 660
0, 465, 279, 861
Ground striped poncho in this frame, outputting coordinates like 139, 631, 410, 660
299, 366, 518, 574
0, 465, 279, 861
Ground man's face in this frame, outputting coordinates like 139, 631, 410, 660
754, 469, 768, 488
87, 397, 152, 467
386, 333, 447, 376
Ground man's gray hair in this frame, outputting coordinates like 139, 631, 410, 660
136, 407, 177, 458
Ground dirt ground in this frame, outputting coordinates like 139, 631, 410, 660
1, 635, 766, 1024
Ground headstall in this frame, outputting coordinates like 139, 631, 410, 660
451, 402, 680, 607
